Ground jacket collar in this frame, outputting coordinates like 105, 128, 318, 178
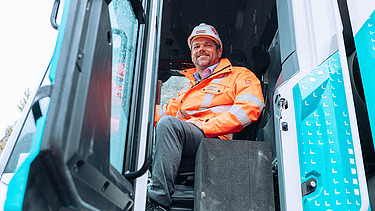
180, 58, 232, 82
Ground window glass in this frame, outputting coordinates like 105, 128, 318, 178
108, 0, 139, 173
3, 115, 34, 175
161, 76, 190, 105
2, 68, 51, 183
3, 98, 50, 175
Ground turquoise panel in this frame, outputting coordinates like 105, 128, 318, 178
4, 115, 47, 210
293, 52, 362, 210
353, 9, 375, 149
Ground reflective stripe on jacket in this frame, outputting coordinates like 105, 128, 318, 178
155, 58, 265, 139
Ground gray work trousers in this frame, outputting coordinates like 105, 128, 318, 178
148, 116, 206, 207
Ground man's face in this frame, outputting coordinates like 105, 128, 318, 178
191, 37, 222, 69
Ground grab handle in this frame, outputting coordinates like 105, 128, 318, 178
50, 0, 60, 30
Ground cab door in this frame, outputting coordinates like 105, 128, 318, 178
274, 0, 369, 210
3, 0, 162, 210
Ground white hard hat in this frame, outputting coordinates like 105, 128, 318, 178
187, 23, 222, 51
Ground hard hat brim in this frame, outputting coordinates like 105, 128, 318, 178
189, 35, 222, 51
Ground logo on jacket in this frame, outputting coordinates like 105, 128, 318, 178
205, 85, 219, 92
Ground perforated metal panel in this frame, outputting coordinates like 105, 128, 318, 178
293, 52, 362, 210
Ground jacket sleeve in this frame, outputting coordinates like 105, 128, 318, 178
201, 70, 265, 138
154, 98, 179, 123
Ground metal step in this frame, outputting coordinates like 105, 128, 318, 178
170, 184, 194, 210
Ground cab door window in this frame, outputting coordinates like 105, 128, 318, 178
108, 0, 139, 173
160, 76, 190, 105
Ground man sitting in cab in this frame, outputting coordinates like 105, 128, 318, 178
147, 23, 265, 211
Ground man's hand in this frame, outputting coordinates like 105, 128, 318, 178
186, 120, 203, 131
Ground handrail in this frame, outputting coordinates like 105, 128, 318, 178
50, 0, 60, 30
124, 156, 151, 180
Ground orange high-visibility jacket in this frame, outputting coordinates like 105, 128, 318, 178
155, 58, 265, 139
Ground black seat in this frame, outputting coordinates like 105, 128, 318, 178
232, 111, 264, 141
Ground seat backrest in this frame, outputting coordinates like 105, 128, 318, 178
232, 111, 263, 141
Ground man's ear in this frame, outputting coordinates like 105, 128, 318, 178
217, 48, 222, 58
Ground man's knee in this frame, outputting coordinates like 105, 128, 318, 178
156, 116, 180, 131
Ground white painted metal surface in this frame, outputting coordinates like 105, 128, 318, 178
133, 0, 162, 210
346, 0, 375, 35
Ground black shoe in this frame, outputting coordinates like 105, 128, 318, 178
145, 198, 170, 211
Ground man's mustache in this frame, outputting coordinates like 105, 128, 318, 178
196, 52, 210, 57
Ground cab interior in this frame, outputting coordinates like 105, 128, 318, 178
154, 0, 279, 210
158, 0, 277, 81
157, 0, 278, 141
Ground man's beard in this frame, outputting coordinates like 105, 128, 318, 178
194, 53, 211, 68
